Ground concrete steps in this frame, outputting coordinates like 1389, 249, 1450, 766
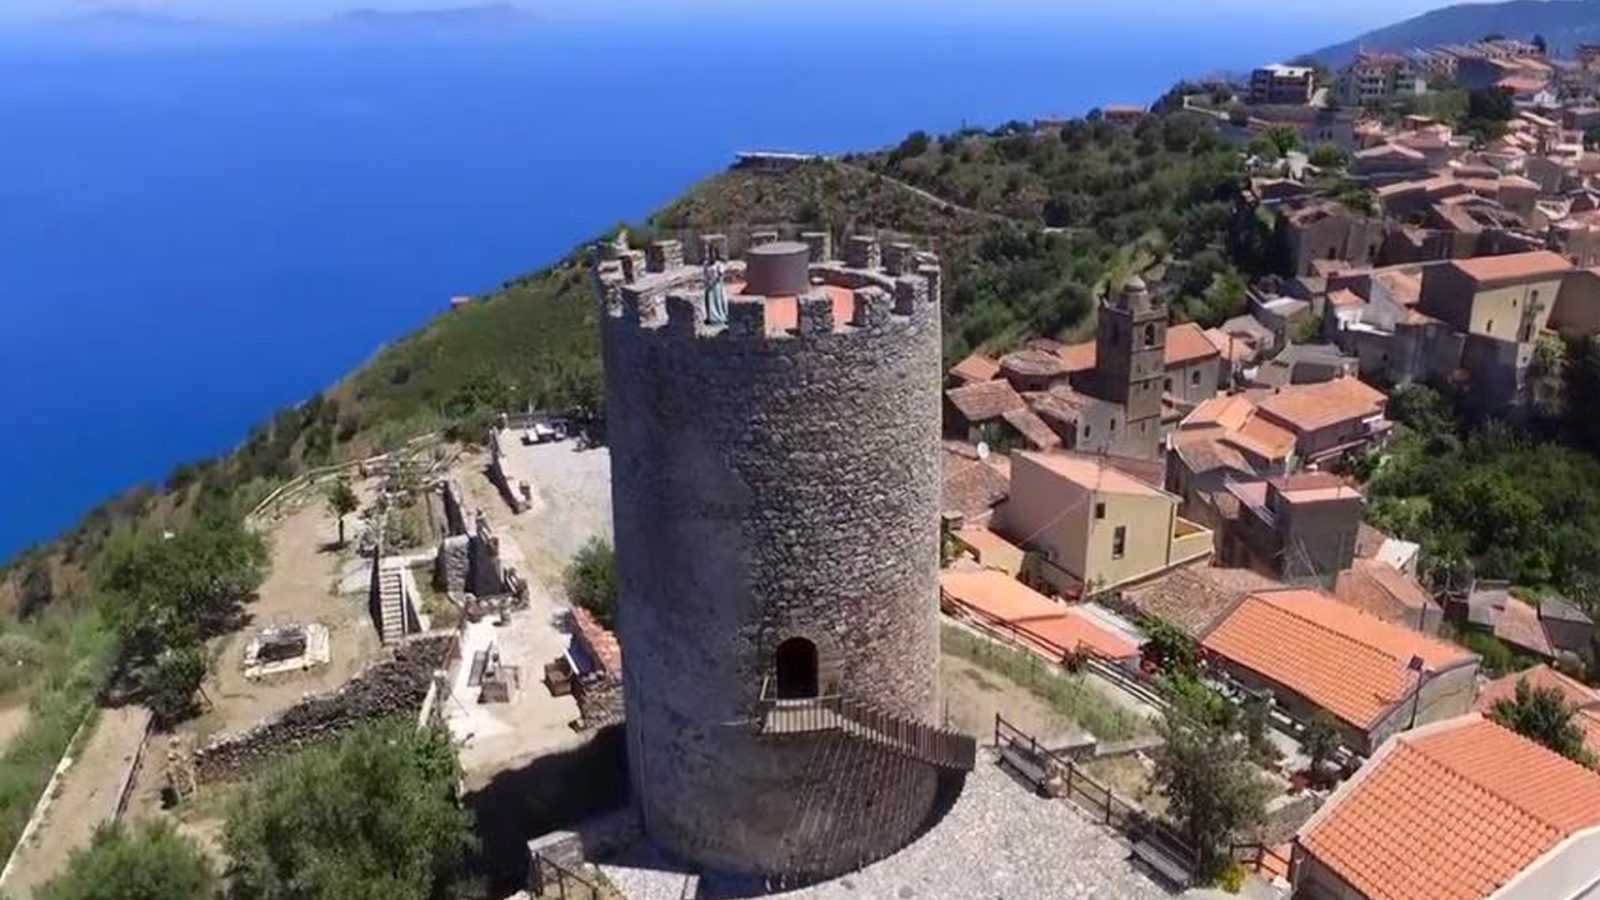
377, 568, 407, 644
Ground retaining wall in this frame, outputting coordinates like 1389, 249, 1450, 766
191, 633, 456, 784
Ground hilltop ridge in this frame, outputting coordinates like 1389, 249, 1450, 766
1308, 0, 1600, 67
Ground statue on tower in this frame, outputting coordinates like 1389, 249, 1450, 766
704, 253, 729, 325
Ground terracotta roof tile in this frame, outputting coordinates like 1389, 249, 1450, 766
1018, 451, 1167, 498
939, 569, 1139, 659
949, 353, 1001, 384
1334, 559, 1438, 627
1300, 716, 1600, 900
1202, 590, 1474, 730
1123, 565, 1284, 639
999, 348, 1068, 380
1495, 596, 1556, 658
1255, 377, 1387, 434
1475, 664, 1600, 714
1328, 288, 1365, 308
1058, 341, 1097, 373
1451, 250, 1572, 284
1165, 322, 1222, 365
946, 380, 1026, 422
1001, 407, 1062, 451
942, 445, 1010, 518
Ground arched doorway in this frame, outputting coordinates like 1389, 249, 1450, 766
774, 637, 819, 699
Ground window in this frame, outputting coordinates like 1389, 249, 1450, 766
774, 638, 819, 699
1144, 323, 1157, 347
1164, 377, 1174, 392
1191, 370, 1201, 385
1110, 418, 1118, 433
1095, 502, 1106, 520
1112, 526, 1127, 560
1531, 289, 1540, 306
1487, 318, 1495, 334
1084, 425, 1092, 439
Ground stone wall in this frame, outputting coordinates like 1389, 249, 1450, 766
599, 236, 944, 878
191, 634, 456, 784
487, 431, 531, 514
440, 478, 469, 536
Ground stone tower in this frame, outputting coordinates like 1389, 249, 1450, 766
592, 232, 971, 881
1093, 275, 1167, 456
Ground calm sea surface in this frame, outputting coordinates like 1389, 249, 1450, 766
0, 18, 1332, 557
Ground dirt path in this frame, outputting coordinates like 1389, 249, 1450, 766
199, 495, 382, 740
0, 705, 152, 897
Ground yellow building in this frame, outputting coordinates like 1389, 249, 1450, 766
1418, 250, 1571, 344
997, 452, 1213, 598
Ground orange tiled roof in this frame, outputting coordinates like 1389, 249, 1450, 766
1328, 288, 1365, 308
1300, 716, 1600, 900
1019, 451, 1167, 498
1202, 590, 1474, 730
1496, 596, 1556, 658
1334, 559, 1436, 625
1058, 341, 1097, 373
950, 353, 1001, 384
939, 569, 1139, 660
1057, 328, 1218, 372
1183, 394, 1256, 432
1475, 664, 1600, 713
946, 380, 1026, 423
1165, 322, 1222, 365
1451, 250, 1573, 284
1255, 377, 1387, 434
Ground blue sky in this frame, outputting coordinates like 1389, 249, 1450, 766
0, 0, 1488, 30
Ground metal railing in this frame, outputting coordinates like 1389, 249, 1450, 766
754, 678, 977, 772
1231, 841, 1292, 878
994, 714, 1198, 873
529, 852, 610, 900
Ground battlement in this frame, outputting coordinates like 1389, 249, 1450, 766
592, 230, 940, 342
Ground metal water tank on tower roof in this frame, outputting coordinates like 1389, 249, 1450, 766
744, 241, 812, 296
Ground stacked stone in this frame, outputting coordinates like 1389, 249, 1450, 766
845, 234, 882, 270
749, 229, 780, 247
646, 240, 684, 274
800, 231, 832, 262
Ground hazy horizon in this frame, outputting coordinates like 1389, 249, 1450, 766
0, 0, 1493, 31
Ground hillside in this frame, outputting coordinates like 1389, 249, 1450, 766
1309, 0, 1600, 67
1, 112, 1259, 589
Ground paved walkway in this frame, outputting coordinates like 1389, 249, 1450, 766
603, 752, 1176, 900
0, 705, 152, 897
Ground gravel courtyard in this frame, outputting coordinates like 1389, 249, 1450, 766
603, 751, 1175, 900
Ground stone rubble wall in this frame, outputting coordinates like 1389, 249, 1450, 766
190, 633, 457, 784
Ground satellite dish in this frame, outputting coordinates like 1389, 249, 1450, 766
977, 442, 991, 461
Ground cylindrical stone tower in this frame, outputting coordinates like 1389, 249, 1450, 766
594, 233, 950, 880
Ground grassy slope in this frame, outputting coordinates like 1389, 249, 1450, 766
0, 113, 1253, 858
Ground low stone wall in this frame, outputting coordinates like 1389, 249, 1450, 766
191, 633, 457, 784
440, 479, 469, 536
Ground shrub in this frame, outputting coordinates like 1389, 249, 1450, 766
563, 537, 618, 629
35, 820, 213, 900
224, 719, 474, 900
144, 644, 207, 725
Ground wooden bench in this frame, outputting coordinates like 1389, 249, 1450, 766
998, 742, 1051, 795
1130, 834, 1195, 890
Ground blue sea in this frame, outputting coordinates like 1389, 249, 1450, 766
0, 14, 1343, 559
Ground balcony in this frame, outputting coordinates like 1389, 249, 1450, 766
753, 678, 976, 773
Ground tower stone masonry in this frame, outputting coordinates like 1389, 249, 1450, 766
594, 231, 951, 879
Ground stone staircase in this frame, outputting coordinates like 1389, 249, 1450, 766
376, 567, 409, 644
